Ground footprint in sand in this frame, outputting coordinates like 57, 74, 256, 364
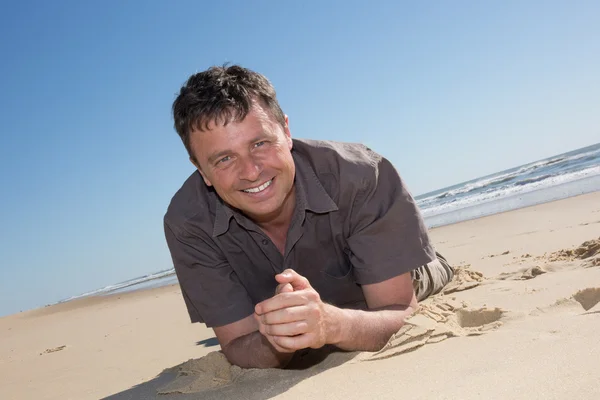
357, 298, 505, 362
455, 308, 505, 328
497, 265, 548, 281
531, 287, 600, 316
39, 345, 67, 356
481, 250, 511, 260
573, 287, 600, 312
541, 237, 600, 263
582, 257, 600, 268
497, 237, 600, 281
579, 220, 600, 226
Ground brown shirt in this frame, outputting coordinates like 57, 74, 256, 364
164, 139, 435, 327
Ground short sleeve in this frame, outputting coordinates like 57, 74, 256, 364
164, 220, 255, 327
346, 157, 436, 285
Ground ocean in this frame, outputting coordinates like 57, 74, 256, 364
417, 142, 600, 228
59, 142, 600, 304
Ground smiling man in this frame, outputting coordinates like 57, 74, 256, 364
164, 65, 454, 368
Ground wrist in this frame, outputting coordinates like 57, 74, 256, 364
324, 303, 349, 346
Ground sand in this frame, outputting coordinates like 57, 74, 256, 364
1, 191, 599, 400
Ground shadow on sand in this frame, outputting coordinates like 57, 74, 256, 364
102, 346, 358, 400
195, 337, 220, 347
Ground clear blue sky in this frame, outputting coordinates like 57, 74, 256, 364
1, 1, 599, 317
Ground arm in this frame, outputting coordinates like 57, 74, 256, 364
326, 272, 417, 351
255, 269, 418, 353
254, 153, 433, 352
164, 222, 291, 368
213, 315, 294, 369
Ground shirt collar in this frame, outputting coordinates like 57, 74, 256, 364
212, 150, 338, 237
293, 151, 338, 215
212, 193, 234, 237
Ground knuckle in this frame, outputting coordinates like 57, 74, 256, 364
306, 289, 320, 302
298, 321, 309, 332
279, 292, 291, 302
310, 307, 321, 320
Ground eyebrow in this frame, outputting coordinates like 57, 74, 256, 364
207, 135, 267, 164
208, 149, 232, 164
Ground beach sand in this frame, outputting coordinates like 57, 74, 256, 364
1, 191, 599, 400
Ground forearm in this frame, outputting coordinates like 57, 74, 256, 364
222, 330, 294, 369
327, 304, 416, 352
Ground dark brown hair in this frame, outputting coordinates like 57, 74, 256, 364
172, 65, 286, 161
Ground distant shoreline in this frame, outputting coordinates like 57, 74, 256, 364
5, 188, 599, 319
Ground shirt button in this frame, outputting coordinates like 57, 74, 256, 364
261, 239, 269, 245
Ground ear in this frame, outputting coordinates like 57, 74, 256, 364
283, 115, 293, 150
190, 157, 213, 187
199, 170, 213, 187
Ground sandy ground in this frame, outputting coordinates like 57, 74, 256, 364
1, 191, 599, 400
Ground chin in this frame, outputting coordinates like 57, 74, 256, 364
247, 204, 279, 217
246, 200, 283, 218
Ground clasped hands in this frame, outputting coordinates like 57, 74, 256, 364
254, 269, 339, 353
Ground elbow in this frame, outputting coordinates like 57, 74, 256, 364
261, 349, 295, 369
221, 342, 293, 369
371, 339, 389, 352
220, 345, 254, 369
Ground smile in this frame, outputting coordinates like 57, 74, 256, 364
242, 179, 273, 193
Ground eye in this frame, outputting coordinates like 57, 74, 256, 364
254, 141, 266, 148
217, 155, 231, 165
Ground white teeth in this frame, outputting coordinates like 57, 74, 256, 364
243, 179, 273, 193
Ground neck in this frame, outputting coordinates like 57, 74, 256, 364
249, 185, 296, 234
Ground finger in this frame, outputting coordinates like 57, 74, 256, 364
256, 322, 298, 353
259, 304, 311, 325
266, 335, 295, 353
272, 333, 318, 351
258, 327, 296, 353
261, 320, 310, 337
255, 290, 317, 315
275, 282, 293, 295
275, 269, 311, 291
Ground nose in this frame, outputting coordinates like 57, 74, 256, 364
238, 154, 261, 182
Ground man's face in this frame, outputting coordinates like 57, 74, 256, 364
189, 104, 296, 224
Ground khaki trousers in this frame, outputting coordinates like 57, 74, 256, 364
412, 252, 454, 301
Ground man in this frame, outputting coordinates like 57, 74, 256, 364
164, 65, 454, 369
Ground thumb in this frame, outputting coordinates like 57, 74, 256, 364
275, 269, 311, 291
275, 282, 294, 295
